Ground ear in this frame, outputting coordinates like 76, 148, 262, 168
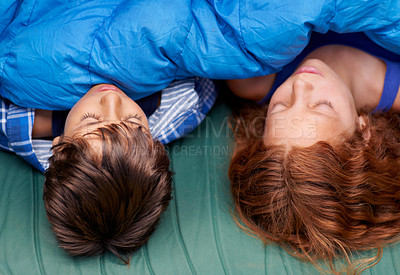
357, 115, 371, 140
52, 136, 60, 147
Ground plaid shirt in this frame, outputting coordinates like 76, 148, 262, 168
0, 77, 216, 172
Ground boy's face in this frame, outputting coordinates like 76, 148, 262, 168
56, 84, 150, 143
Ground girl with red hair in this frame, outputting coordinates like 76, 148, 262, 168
227, 32, 400, 274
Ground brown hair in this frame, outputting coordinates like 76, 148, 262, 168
43, 122, 172, 264
229, 103, 400, 274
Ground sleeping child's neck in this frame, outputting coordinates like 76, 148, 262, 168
32, 109, 53, 138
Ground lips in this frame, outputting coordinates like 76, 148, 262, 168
93, 84, 121, 94
293, 66, 324, 77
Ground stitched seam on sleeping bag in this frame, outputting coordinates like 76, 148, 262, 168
1, 0, 38, 87
33, 170, 47, 275
0, 1, 22, 38
209, 154, 229, 275
87, 18, 108, 86
100, 255, 106, 275
237, 0, 246, 49
174, 0, 194, 77
326, 0, 338, 27
169, 161, 197, 275
87, 1, 126, 86
143, 244, 155, 275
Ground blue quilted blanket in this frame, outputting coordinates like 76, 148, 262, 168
1, 0, 400, 109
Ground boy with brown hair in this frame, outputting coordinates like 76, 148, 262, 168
0, 77, 216, 263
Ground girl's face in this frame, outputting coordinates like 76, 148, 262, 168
264, 59, 362, 147
59, 84, 149, 139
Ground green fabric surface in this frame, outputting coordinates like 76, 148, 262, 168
1, 99, 400, 275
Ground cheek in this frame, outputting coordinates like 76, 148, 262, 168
63, 115, 77, 136
65, 104, 83, 123
272, 85, 289, 99
63, 103, 87, 135
267, 88, 290, 112
333, 102, 358, 135
337, 92, 358, 121
341, 113, 358, 133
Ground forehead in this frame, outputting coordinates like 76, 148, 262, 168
264, 113, 349, 147
74, 120, 142, 135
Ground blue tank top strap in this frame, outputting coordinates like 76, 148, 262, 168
374, 58, 400, 112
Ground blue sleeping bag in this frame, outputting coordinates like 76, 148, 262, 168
1, 0, 400, 109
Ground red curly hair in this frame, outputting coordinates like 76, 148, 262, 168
229, 103, 400, 274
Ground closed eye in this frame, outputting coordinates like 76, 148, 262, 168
81, 112, 101, 121
80, 113, 142, 122
123, 114, 142, 122
269, 100, 290, 114
271, 101, 289, 109
272, 100, 289, 108
314, 100, 334, 109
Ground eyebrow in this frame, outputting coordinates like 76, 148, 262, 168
269, 107, 338, 119
75, 121, 102, 132
305, 109, 337, 119
75, 120, 143, 133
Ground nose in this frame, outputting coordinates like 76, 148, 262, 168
291, 78, 314, 105
100, 92, 122, 121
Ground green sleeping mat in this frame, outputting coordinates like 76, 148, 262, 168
1, 98, 400, 275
